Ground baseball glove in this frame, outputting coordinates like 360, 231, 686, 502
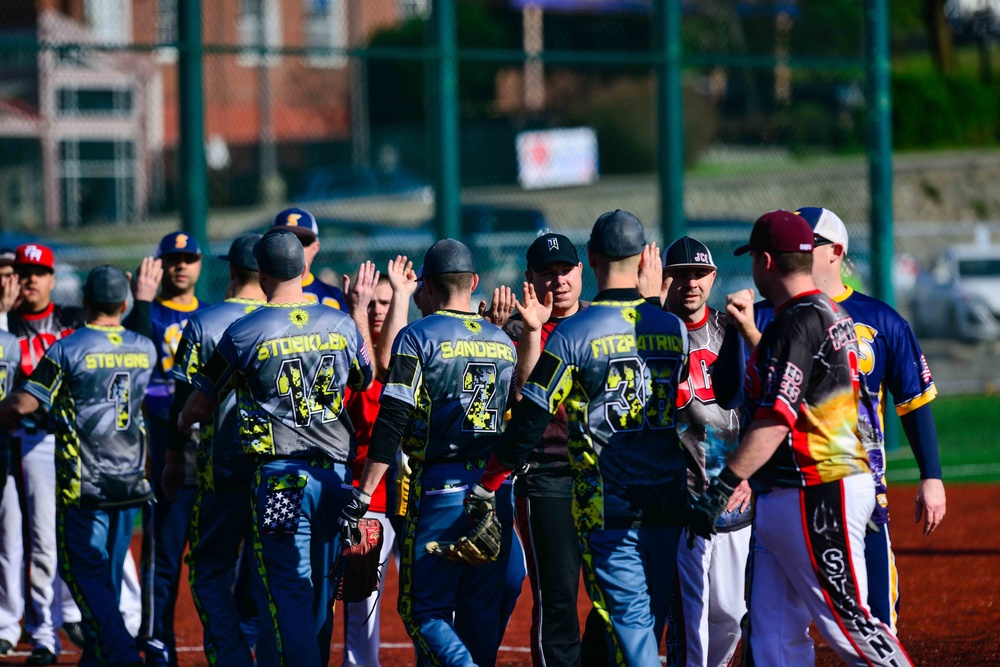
426, 487, 501, 565
329, 517, 384, 603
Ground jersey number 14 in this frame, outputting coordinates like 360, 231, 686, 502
276, 355, 343, 427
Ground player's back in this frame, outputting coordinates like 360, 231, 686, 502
526, 298, 689, 491
384, 312, 516, 464
0, 330, 19, 398
215, 302, 370, 462
27, 325, 155, 506
148, 297, 209, 417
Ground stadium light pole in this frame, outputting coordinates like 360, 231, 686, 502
428, 0, 461, 241
656, 0, 685, 245
177, 0, 208, 267
866, 0, 893, 309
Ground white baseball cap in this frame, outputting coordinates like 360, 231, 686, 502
794, 207, 849, 255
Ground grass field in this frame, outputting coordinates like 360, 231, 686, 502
886, 393, 1000, 483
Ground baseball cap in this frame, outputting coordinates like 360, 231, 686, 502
0, 249, 16, 268
254, 228, 306, 280
422, 239, 476, 277
588, 210, 646, 258
14, 243, 55, 272
526, 233, 580, 272
218, 233, 263, 271
794, 207, 849, 255
734, 210, 814, 256
272, 207, 319, 242
662, 236, 717, 271
156, 231, 202, 259
83, 265, 130, 304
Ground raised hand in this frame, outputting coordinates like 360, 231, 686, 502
386, 255, 418, 298
479, 285, 515, 328
514, 282, 554, 333
637, 242, 662, 301
346, 261, 379, 314
128, 256, 162, 303
0, 273, 20, 314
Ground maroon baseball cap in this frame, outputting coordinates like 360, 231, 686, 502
734, 210, 814, 256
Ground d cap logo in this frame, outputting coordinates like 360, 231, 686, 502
548, 237, 559, 251
25, 245, 42, 262
286, 214, 301, 227
175, 234, 189, 249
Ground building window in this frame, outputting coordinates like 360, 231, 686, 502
305, 0, 347, 68
398, 0, 430, 20
59, 140, 135, 227
84, 0, 132, 44
57, 88, 133, 116
239, 0, 282, 67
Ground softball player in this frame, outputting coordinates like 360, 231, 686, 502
271, 207, 348, 310
689, 210, 912, 666
168, 234, 266, 667
658, 237, 749, 667
0, 328, 21, 657
0, 265, 155, 667
180, 228, 373, 667
727, 206, 945, 631
344, 239, 519, 667
476, 211, 690, 667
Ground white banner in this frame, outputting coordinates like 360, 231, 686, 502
516, 127, 599, 190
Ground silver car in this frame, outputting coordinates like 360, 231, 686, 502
912, 244, 1000, 341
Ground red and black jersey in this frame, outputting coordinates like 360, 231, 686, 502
344, 378, 388, 513
746, 290, 870, 489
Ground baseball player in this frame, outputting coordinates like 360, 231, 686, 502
689, 210, 913, 666
0, 325, 20, 658
474, 211, 690, 666
131, 231, 209, 666
654, 237, 750, 667
0, 265, 155, 667
166, 233, 266, 667
271, 207, 348, 310
342, 239, 519, 667
726, 206, 946, 631
179, 228, 374, 667
0, 243, 85, 665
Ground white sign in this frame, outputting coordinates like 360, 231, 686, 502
516, 127, 599, 190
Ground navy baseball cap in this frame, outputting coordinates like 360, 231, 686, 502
156, 231, 202, 259
662, 236, 716, 271
254, 229, 306, 280
589, 210, 646, 258
422, 239, 476, 277
526, 233, 579, 272
83, 265, 130, 304
0, 248, 16, 268
272, 207, 319, 242
734, 210, 814, 256
795, 207, 849, 255
218, 233, 262, 271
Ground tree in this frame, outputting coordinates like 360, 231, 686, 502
926, 0, 955, 74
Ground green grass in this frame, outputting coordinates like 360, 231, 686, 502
885, 394, 1000, 484
892, 45, 1000, 77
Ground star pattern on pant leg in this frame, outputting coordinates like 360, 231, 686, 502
262, 487, 305, 535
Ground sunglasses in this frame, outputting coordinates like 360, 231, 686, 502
813, 235, 833, 247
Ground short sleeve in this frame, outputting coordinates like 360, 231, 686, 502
192, 330, 240, 402
380, 328, 423, 408
23, 343, 66, 408
172, 319, 201, 383
752, 316, 816, 428
886, 317, 937, 415
347, 325, 374, 391
520, 328, 575, 415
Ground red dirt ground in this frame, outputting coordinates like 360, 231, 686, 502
4, 483, 998, 665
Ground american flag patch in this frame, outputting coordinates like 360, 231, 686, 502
359, 340, 372, 366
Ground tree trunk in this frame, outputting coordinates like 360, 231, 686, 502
926, 0, 955, 75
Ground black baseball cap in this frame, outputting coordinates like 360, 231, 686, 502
218, 233, 262, 271
662, 236, 717, 271
422, 239, 476, 277
526, 233, 579, 272
254, 229, 306, 280
0, 249, 16, 268
83, 265, 130, 304
734, 210, 814, 256
588, 210, 646, 258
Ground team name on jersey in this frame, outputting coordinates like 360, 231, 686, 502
256, 332, 349, 361
440, 340, 515, 362
84, 352, 151, 370
590, 333, 684, 358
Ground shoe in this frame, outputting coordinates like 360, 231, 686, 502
26, 647, 57, 666
0, 639, 13, 656
62, 622, 85, 648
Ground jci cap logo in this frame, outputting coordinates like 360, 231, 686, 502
24, 245, 43, 262
548, 238, 559, 251
694, 252, 709, 263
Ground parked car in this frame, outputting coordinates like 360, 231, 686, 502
911, 244, 1000, 341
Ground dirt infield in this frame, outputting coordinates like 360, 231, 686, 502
4, 483, 997, 665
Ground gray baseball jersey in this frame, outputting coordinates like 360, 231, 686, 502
22, 324, 155, 508
381, 311, 517, 464
193, 302, 373, 462
173, 297, 264, 489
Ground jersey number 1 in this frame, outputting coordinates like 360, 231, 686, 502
276, 355, 343, 427
108, 371, 131, 431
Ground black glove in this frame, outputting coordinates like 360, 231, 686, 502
339, 487, 371, 547
464, 484, 496, 524
687, 467, 740, 547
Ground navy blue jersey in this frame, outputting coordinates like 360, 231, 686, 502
381, 311, 517, 464
193, 302, 373, 462
173, 297, 264, 489
520, 291, 689, 530
148, 297, 209, 419
22, 325, 155, 508
302, 273, 347, 311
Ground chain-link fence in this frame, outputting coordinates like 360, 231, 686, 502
2, 0, 998, 387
